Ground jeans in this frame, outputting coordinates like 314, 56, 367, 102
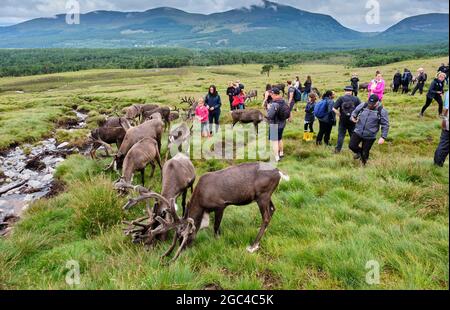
302, 91, 310, 102
349, 133, 376, 165
421, 95, 444, 115
209, 109, 221, 134
434, 130, 449, 167
336, 120, 355, 152
316, 121, 333, 145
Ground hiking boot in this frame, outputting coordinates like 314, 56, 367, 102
334, 149, 341, 154
353, 153, 361, 160
419, 113, 424, 118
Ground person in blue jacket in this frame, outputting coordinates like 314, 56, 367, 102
205, 85, 222, 135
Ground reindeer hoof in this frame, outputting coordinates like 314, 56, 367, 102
246, 244, 260, 254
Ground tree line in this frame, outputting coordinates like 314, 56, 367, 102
0, 44, 447, 77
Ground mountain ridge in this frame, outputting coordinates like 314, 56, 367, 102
0, 1, 447, 50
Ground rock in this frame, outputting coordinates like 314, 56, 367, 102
57, 142, 70, 149
27, 180, 43, 190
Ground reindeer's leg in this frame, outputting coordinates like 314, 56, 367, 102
182, 190, 187, 217
149, 162, 156, 179
140, 168, 146, 186
247, 197, 274, 254
214, 208, 225, 237
90, 142, 100, 160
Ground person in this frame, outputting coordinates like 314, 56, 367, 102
267, 87, 289, 162
401, 68, 413, 94
349, 94, 389, 166
393, 70, 402, 93
195, 97, 210, 138
315, 90, 336, 146
350, 73, 360, 97
287, 80, 301, 112
205, 85, 222, 135
226, 82, 235, 110
438, 63, 449, 84
294, 76, 301, 90
420, 72, 446, 117
411, 68, 428, 96
333, 86, 362, 153
232, 86, 246, 110
302, 76, 312, 102
262, 84, 273, 111
368, 72, 385, 102
434, 91, 449, 167
303, 92, 317, 141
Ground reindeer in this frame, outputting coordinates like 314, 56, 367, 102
115, 138, 162, 187
89, 117, 132, 159
231, 109, 265, 134
142, 106, 180, 131
107, 114, 164, 171
123, 163, 290, 262
245, 90, 258, 104
180, 97, 198, 121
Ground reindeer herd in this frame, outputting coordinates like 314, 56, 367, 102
88, 99, 288, 262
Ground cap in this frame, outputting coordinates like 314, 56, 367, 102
368, 94, 379, 104
271, 87, 281, 95
344, 86, 354, 92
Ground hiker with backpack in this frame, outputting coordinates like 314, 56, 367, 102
263, 84, 273, 111
205, 85, 222, 135
314, 91, 336, 146
267, 87, 291, 162
302, 76, 312, 102
411, 68, 428, 96
368, 72, 385, 103
434, 91, 449, 167
333, 86, 362, 153
304, 92, 318, 141
349, 94, 390, 166
226, 81, 236, 110
287, 80, 302, 112
420, 72, 446, 117
401, 69, 413, 94
350, 73, 360, 97
393, 70, 402, 93
232, 87, 246, 110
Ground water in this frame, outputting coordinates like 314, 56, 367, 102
0, 111, 88, 225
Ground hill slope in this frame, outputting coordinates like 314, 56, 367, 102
0, 1, 448, 50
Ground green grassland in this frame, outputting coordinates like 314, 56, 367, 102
0, 57, 448, 290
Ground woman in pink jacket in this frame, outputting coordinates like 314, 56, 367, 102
368, 73, 386, 102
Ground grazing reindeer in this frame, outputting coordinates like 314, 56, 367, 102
231, 109, 265, 134
166, 122, 192, 160
90, 117, 131, 159
180, 97, 198, 120
142, 106, 172, 131
272, 83, 286, 96
115, 138, 162, 188
107, 115, 164, 171
123, 163, 290, 261
245, 90, 258, 103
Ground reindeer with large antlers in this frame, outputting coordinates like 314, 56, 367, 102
122, 162, 289, 262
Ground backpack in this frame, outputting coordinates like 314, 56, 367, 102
357, 103, 383, 121
314, 99, 329, 119
292, 87, 302, 102
341, 98, 357, 117
276, 101, 291, 122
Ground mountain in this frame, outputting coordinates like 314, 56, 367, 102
0, 1, 448, 50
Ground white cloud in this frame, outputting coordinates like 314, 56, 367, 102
0, 0, 448, 31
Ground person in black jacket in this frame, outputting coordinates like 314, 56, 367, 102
438, 63, 449, 84
411, 68, 428, 96
226, 82, 235, 110
205, 85, 222, 135
401, 69, 412, 94
420, 73, 446, 117
350, 73, 360, 97
393, 70, 402, 93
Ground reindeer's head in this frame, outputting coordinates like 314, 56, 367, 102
123, 189, 197, 262
180, 96, 198, 121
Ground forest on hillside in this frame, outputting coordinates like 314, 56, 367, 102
0, 43, 448, 77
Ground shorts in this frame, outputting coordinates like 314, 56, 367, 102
269, 124, 285, 142
201, 122, 209, 135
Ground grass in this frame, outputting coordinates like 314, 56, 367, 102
0, 56, 448, 290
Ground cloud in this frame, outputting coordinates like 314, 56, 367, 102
0, 0, 448, 31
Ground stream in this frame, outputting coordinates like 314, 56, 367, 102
0, 111, 88, 235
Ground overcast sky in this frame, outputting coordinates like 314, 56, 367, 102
0, 0, 448, 31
